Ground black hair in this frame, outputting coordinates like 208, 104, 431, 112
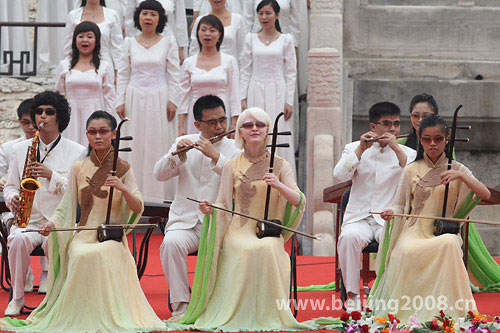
17, 98, 34, 119
406, 93, 439, 150
134, 0, 167, 34
368, 102, 400, 123
414, 114, 448, 161
81, 0, 106, 6
70, 21, 101, 72
86, 110, 117, 130
193, 95, 226, 121
31, 91, 71, 133
256, 0, 282, 33
196, 15, 224, 52
85, 110, 117, 155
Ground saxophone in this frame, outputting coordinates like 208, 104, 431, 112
15, 123, 43, 228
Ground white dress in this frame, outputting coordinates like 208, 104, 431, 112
244, 0, 300, 47
0, 0, 30, 74
55, 59, 116, 146
178, 52, 241, 134
36, 0, 74, 74
240, 33, 297, 178
124, 0, 188, 50
64, 7, 124, 71
116, 35, 181, 200
189, 13, 247, 66
193, 0, 242, 16
73, 0, 126, 29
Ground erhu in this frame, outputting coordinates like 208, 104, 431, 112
256, 112, 292, 238
434, 105, 471, 235
15, 122, 44, 228
97, 118, 133, 242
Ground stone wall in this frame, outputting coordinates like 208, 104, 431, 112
344, 0, 500, 255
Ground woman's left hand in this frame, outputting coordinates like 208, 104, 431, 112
167, 102, 177, 122
440, 170, 463, 185
104, 174, 126, 192
263, 173, 282, 189
284, 103, 293, 121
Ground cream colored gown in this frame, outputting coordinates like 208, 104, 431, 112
168, 152, 314, 331
370, 153, 477, 322
0, 152, 166, 332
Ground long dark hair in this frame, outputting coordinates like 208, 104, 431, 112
196, 15, 224, 51
406, 93, 439, 150
81, 0, 106, 6
415, 114, 448, 161
70, 21, 101, 73
256, 0, 282, 33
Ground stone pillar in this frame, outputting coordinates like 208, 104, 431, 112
306, 0, 343, 256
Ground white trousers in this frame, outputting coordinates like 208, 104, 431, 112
7, 226, 48, 300
337, 216, 383, 295
160, 223, 202, 304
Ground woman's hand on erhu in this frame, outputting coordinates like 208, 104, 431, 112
263, 172, 283, 190
440, 169, 463, 185
199, 200, 213, 214
380, 209, 394, 221
39, 221, 55, 236
104, 174, 126, 192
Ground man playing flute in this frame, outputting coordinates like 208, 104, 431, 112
333, 101, 416, 310
154, 94, 241, 318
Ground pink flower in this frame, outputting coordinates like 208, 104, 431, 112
408, 313, 422, 330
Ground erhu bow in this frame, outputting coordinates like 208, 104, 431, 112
434, 105, 471, 236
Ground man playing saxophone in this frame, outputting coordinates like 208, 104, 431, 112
3, 91, 86, 316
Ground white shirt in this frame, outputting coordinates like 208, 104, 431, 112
154, 134, 241, 231
4, 137, 86, 226
333, 141, 416, 226
0, 136, 25, 179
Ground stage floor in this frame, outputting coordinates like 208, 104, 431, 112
1, 233, 498, 332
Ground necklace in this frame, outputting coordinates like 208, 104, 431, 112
261, 31, 277, 45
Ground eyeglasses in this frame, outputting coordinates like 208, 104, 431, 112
411, 113, 433, 120
420, 136, 445, 144
20, 119, 33, 126
87, 128, 112, 136
240, 121, 267, 129
34, 107, 57, 116
198, 116, 227, 126
373, 120, 401, 128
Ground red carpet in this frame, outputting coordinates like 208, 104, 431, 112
1, 233, 499, 332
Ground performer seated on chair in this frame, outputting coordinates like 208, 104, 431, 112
12, 110, 168, 332
3, 91, 86, 316
371, 115, 490, 322
166, 107, 311, 331
0, 98, 47, 296
333, 101, 416, 309
154, 94, 241, 318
